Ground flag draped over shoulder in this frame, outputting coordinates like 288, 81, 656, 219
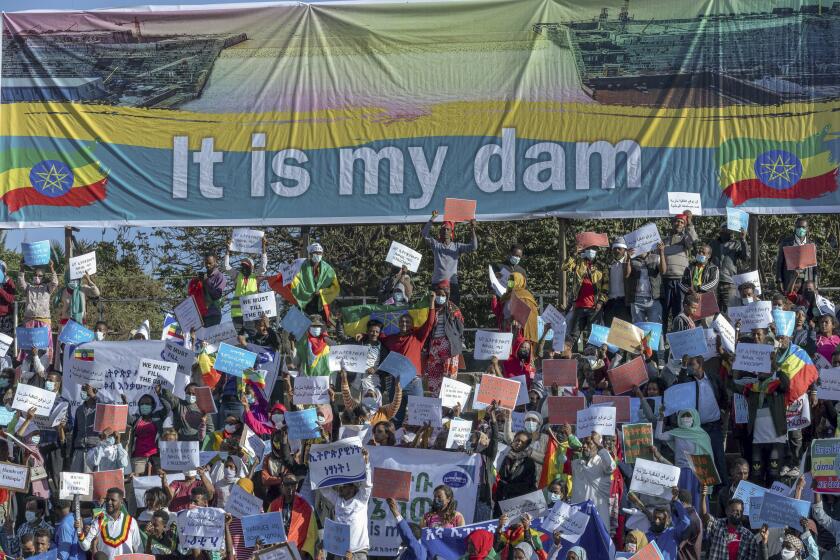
341, 300, 431, 338
269, 261, 339, 309
777, 344, 819, 406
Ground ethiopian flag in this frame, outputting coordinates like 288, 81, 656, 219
268, 260, 340, 322
0, 145, 108, 212
341, 299, 431, 338
718, 129, 838, 205
73, 348, 94, 362
776, 343, 819, 406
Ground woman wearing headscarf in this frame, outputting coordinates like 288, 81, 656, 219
491, 272, 539, 343
564, 547, 587, 560
461, 529, 497, 560
425, 279, 465, 394
0, 261, 16, 339
241, 381, 273, 436
758, 529, 819, 560
341, 368, 402, 426
59, 270, 100, 326
624, 529, 649, 555
497, 513, 546, 560
494, 430, 537, 516
655, 407, 713, 509
504, 411, 551, 473
422, 210, 478, 305
210, 455, 248, 507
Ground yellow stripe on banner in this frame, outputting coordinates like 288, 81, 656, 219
0, 162, 106, 196
720, 151, 837, 187
2, 100, 837, 152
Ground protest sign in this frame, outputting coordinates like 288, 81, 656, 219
812, 438, 840, 494
162, 339, 196, 381
372, 468, 412, 501
230, 228, 264, 254
174, 295, 203, 334
241, 513, 286, 547
712, 314, 736, 354
194, 322, 238, 347
630, 458, 681, 499
443, 198, 476, 222
727, 208, 750, 232
817, 367, 840, 400
192, 386, 217, 414
732, 270, 763, 295
587, 324, 618, 352
498, 490, 547, 526
667, 192, 702, 215
817, 294, 836, 317
686, 454, 721, 486
635, 322, 662, 351
137, 358, 177, 389
378, 351, 417, 388
12, 384, 56, 417
22, 241, 50, 266
488, 264, 508, 297
327, 345, 369, 373
756, 492, 811, 529
385, 241, 422, 273
224, 483, 264, 518
284, 408, 321, 440
770, 481, 793, 497
292, 377, 330, 405
214, 343, 257, 377
407, 396, 443, 428
240, 292, 278, 321
0, 333, 12, 359
783, 243, 817, 270
732, 480, 766, 515
438, 378, 472, 409
0, 462, 28, 492
91, 469, 124, 501
280, 306, 311, 339
630, 397, 661, 423
607, 357, 648, 396
576, 406, 616, 436
58, 320, 95, 345
733, 394, 749, 424
628, 542, 664, 560
592, 395, 631, 423
541, 500, 590, 543
509, 293, 532, 327
666, 328, 707, 360
540, 304, 567, 342
277, 258, 306, 288
160, 440, 200, 471
772, 309, 796, 337
575, 232, 609, 250
445, 418, 473, 449
473, 330, 513, 360
663, 382, 696, 416
622, 423, 653, 464
728, 301, 773, 330
254, 544, 302, 560
607, 318, 644, 353
475, 375, 520, 410
787, 392, 812, 431
177, 508, 225, 550
624, 223, 661, 255
323, 518, 352, 556
691, 291, 719, 320
132, 473, 184, 504
702, 328, 719, 360
733, 343, 772, 374
94, 403, 128, 433
68, 251, 97, 280
508, 374, 530, 407
547, 396, 586, 425
308, 437, 366, 489
542, 359, 578, 388
59, 472, 92, 499
16, 327, 50, 350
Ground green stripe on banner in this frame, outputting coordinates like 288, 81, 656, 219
716, 129, 828, 167
0, 144, 96, 174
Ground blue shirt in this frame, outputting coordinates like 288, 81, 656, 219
645, 501, 690, 560
55, 512, 84, 560
396, 518, 427, 560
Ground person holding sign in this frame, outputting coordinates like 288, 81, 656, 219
422, 209, 478, 305
494, 431, 537, 516
679, 242, 720, 302
494, 243, 527, 281
625, 241, 666, 324
425, 280, 465, 394
294, 315, 333, 377
319, 447, 372, 556
491, 272, 538, 345
655, 407, 713, 509
563, 245, 609, 341
18, 261, 58, 362
224, 235, 268, 332
126, 391, 170, 475
710, 223, 750, 314
604, 237, 631, 325
776, 217, 818, 292
382, 294, 437, 404
0, 260, 16, 339
698, 486, 762, 560
86, 429, 129, 473
78, 488, 143, 560
58, 270, 100, 327
662, 211, 697, 329
267, 472, 318, 557
340, 368, 401, 427
160, 383, 214, 443
570, 432, 615, 530
378, 264, 414, 305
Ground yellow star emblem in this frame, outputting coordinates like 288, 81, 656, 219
33, 163, 71, 193
758, 153, 798, 185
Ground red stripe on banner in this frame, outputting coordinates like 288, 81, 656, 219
1, 178, 107, 213
723, 169, 838, 206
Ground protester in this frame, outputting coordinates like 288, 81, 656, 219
190, 253, 227, 327
662, 211, 697, 328
776, 217, 818, 291
59, 271, 100, 326
422, 210, 478, 304
711, 224, 750, 313
563, 245, 608, 340
225, 236, 268, 332
425, 280, 465, 394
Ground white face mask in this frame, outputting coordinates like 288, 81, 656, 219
549, 492, 562, 503
317, 415, 326, 424
44, 381, 55, 392
185, 470, 197, 478
581, 249, 596, 261
435, 295, 447, 305
95, 331, 105, 341
524, 421, 539, 433
309, 327, 322, 337
742, 296, 754, 304
625, 544, 637, 554
224, 467, 237, 481
186, 395, 197, 405
30, 436, 40, 446
509, 256, 521, 266
271, 414, 284, 427
780, 549, 796, 560
224, 424, 237, 434
362, 397, 378, 410
679, 417, 694, 429
310, 254, 322, 264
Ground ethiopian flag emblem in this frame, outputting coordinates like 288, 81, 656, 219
0, 145, 107, 212
717, 129, 838, 205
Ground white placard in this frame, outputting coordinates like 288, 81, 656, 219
542, 500, 590, 543
712, 314, 736, 354
445, 418, 473, 449
308, 437, 366, 490
624, 223, 662, 255
137, 358, 177, 389
133, 473, 184, 504
59, 472, 92, 499
240, 292, 278, 321
817, 295, 836, 317
0, 463, 29, 491
817, 367, 840, 400
385, 241, 422, 273
498, 490, 547, 526
12, 384, 56, 417
540, 304, 567, 342
667, 192, 702, 215
174, 296, 203, 334
160, 440, 200, 471
473, 330, 513, 360
68, 251, 97, 280
727, 301, 773, 331
489, 265, 507, 298
323, 519, 351, 556
630, 458, 681, 499
278, 258, 306, 286
195, 322, 238, 347
292, 377, 330, 405
732, 270, 762, 296
0, 333, 12, 359
733, 343, 773, 374
230, 228, 264, 254
576, 406, 616, 436
327, 345, 369, 373
177, 507, 226, 540
438, 378, 472, 409
407, 396, 442, 428
226, 484, 264, 519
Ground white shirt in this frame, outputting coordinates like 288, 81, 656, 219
609, 260, 625, 299
80, 512, 143, 560
319, 465, 372, 552
570, 448, 614, 526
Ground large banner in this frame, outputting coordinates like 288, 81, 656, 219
367, 447, 481, 556
1, 1, 839, 227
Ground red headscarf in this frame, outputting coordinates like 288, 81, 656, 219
466, 530, 495, 560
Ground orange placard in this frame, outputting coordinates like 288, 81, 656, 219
116, 555, 156, 560
607, 357, 649, 396
476, 375, 520, 410
630, 540, 664, 560
783, 243, 817, 270
93, 404, 129, 433
547, 396, 586, 425
690, 291, 720, 320
575, 232, 610, 251
509, 293, 532, 327
592, 395, 631, 423
542, 360, 578, 388
372, 468, 412, 501
91, 469, 125, 501
194, 386, 217, 415
443, 198, 476, 223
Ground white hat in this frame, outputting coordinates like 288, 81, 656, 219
307, 242, 324, 254
612, 237, 628, 249
131, 320, 150, 340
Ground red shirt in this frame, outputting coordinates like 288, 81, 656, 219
382, 307, 437, 375
168, 479, 201, 512
576, 276, 596, 309
132, 418, 158, 458
725, 525, 741, 560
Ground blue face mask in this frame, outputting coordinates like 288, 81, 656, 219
695, 255, 707, 264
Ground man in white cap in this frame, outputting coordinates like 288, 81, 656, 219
270, 241, 340, 323
604, 237, 631, 325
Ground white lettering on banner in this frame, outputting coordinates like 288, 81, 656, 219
498, 490, 547, 526
160, 440, 200, 471
576, 406, 616, 436
630, 458, 681, 499
59, 472, 92, 499
542, 501, 590, 543
733, 343, 773, 374
292, 377, 330, 405
407, 396, 443, 428
817, 367, 840, 400
327, 345, 369, 373
230, 228, 264, 254
12, 384, 56, 417
728, 301, 773, 330
445, 418, 473, 449
137, 358, 178, 389
438, 378, 472, 409
240, 292, 278, 321
68, 251, 97, 280
667, 192, 702, 215
385, 241, 422, 273
624, 223, 661, 255
473, 330, 513, 360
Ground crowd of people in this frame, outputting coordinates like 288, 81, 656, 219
0, 209, 838, 560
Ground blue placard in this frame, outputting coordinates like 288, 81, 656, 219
378, 351, 417, 388
587, 324, 618, 353
58, 320, 95, 345
240, 512, 286, 547
756, 491, 811, 529
0, 407, 16, 427
16, 326, 50, 349
726, 208, 750, 232
536, 316, 554, 342
634, 321, 662, 351
666, 327, 707, 360
21, 241, 51, 267
280, 306, 312, 339
284, 408, 320, 440
28, 550, 57, 560
772, 309, 796, 337
213, 342, 257, 377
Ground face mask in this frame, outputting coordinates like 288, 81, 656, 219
246, 395, 255, 405
727, 514, 741, 526
581, 250, 596, 261
679, 418, 693, 429
30, 436, 40, 446
780, 549, 796, 560
104, 437, 116, 446
742, 297, 754, 304
317, 415, 326, 424
362, 397, 378, 410
549, 493, 563, 504
44, 381, 55, 392
310, 254, 322, 264
625, 544, 637, 554
139, 404, 153, 415
695, 254, 707, 264
186, 395, 197, 405
435, 295, 447, 305
33, 277, 42, 285
518, 350, 530, 360
271, 414, 284, 427
392, 292, 405, 303
24, 512, 37, 523
651, 521, 665, 534
224, 467, 237, 481
224, 424, 237, 434
185, 470, 197, 478
524, 421, 539, 433
795, 227, 807, 238
509, 256, 520, 266
309, 327, 322, 337
432, 498, 444, 511
95, 331, 105, 341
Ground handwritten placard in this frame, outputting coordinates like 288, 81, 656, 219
473, 330, 513, 360
241, 512, 286, 547
385, 241, 422, 273
240, 292, 278, 321
91, 469, 124, 501
734, 394, 749, 424
783, 243, 817, 270
0, 462, 28, 492
498, 489, 548, 526
635, 322, 662, 351
94, 403, 129, 433
284, 408, 321, 440
592, 395, 631, 423
666, 327, 707, 360
667, 192, 702, 215
727, 208, 750, 232
254, 544, 302, 560
691, 291, 719, 320
630, 458, 680, 499
624, 223, 661, 255
542, 359, 578, 388
292, 377, 330, 405
137, 358, 177, 389
547, 396, 586, 425
327, 345, 369, 373
12, 383, 56, 417
712, 314, 736, 354
372, 468, 412, 501
226, 484, 264, 519
438, 377, 472, 409
732, 480, 766, 516
323, 518, 352, 556
214, 343, 257, 377
772, 309, 796, 337
445, 417, 473, 449
230, 228, 264, 254
576, 406, 616, 436
475, 375, 520, 410
541, 500, 590, 543
160, 440, 200, 471
195, 322, 238, 347
22, 241, 51, 266
59, 472, 92, 499
607, 318, 644, 353
663, 382, 697, 416
756, 491, 812, 529
277, 258, 306, 287
58, 320, 95, 345
728, 301, 773, 331
509, 293, 532, 327
16, 327, 50, 350
308, 437, 366, 489
540, 304, 567, 342
443, 198, 476, 222
174, 295, 203, 334
686, 454, 721, 486
622, 423, 653, 464
68, 251, 97, 280
733, 342, 772, 374
607, 356, 648, 396
587, 324, 618, 353
732, 270, 762, 295
407, 396, 443, 428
